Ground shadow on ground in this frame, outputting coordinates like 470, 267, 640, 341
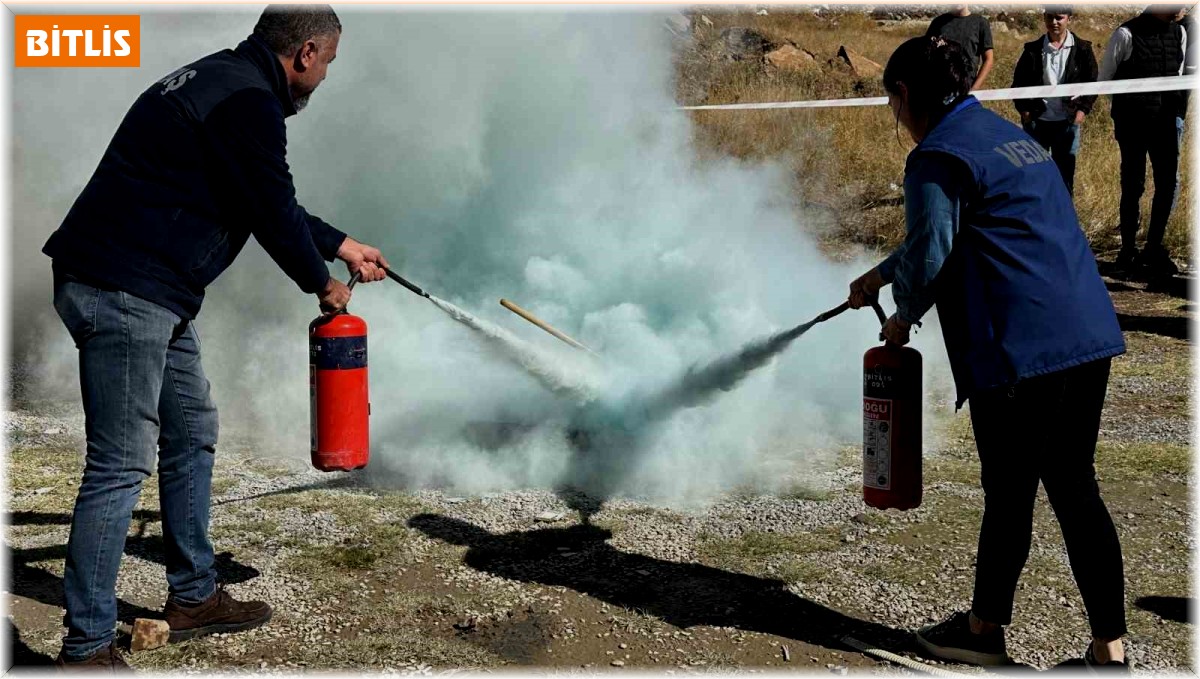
5, 618, 55, 669
1135, 595, 1192, 624
5, 510, 261, 667
409, 513, 913, 659
1115, 314, 1191, 341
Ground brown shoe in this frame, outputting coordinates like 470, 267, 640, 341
163, 585, 272, 643
53, 642, 132, 672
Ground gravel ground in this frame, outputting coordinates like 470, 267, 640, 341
5, 411, 1193, 674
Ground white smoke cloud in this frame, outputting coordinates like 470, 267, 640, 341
11, 6, 954, 508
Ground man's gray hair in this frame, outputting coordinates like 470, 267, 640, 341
253, 4, 341, 56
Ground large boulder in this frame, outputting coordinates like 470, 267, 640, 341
837, 46, 884, 78
765, 44, 819, 72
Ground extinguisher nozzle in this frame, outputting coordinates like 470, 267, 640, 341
383, 267, 431, 299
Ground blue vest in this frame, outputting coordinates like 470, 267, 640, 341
913, 99, 1125, 406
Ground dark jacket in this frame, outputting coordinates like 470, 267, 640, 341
904, 98, 1125, 407
43, 35, 346, 320
1012, 33, 1099, 119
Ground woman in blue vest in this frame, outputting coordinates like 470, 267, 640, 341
848, 36, 1129, 669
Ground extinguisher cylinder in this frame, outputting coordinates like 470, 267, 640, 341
862, 343, 922, 510
309, 313, 370, 472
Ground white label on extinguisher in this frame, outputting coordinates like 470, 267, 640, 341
863, 397, 892, 490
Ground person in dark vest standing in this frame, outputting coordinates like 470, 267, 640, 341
1099, 5, 1190, 277
1011, 6, 1098, 195
848, 36, 1129, 669
42, 5, 390, 669
926, 4, 995, 90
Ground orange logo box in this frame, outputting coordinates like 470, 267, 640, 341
15, 15, 140, 67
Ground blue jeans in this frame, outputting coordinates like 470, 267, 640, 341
53, 271, 218, 659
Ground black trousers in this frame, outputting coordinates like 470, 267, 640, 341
1115, 113, 1183, 253
1026, 119, 1080, 196
969, 358, 1127, 640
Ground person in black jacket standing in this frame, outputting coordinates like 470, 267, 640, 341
42, 5, 389, 669
1011, 6, 1098, 195
1099, 4, 1190, 277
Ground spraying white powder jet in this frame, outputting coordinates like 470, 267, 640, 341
428, 296, 600, 403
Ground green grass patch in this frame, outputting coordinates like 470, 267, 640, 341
852, 510, 892, 528
863, 557, 928, 588
210, 477, 238, 497
780, 483, 831, 502
241, 458, 295, 480
1111, 333, 1191, 380
291, 541, 383, 574
8, 443, 80, 479
774, 560, 831, 585
1096, 441, 1191, 481
925, 456, 980, 486
286, 519, 417, 583
699, 528, 840, 562
256, 490, 373, 523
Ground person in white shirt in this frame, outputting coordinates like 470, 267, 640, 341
1012, 6, 1098, 195
1098, 5, 1190, 278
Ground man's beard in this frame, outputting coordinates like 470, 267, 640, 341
290, 84, 315, 113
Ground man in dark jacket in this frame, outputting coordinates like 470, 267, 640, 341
1012, 6, 1098, 195
42, 5, 389, 669
1099, 4, 1189, 277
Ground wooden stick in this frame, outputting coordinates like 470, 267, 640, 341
499, 299, 597, 355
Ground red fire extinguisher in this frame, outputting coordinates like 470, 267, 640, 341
862, 301, 922, 510
310, 273, 370, 472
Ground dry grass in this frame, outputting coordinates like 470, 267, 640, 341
680, 9, 1193, 258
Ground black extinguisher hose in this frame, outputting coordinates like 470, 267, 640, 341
337, 264, 432, 309
382, 266, 431, 298
868, 299, 887, 327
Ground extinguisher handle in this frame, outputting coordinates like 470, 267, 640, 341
323, 272, 362, 317
869, 299, 888, 327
